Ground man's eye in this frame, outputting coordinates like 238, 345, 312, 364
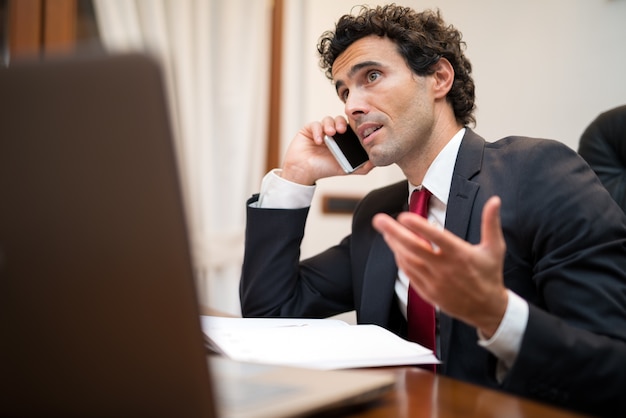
341, 90, 349, 102
367, 71, 380, 82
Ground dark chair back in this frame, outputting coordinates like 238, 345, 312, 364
578, 105, 626, 212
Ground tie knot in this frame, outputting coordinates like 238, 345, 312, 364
409, 188, 431, 218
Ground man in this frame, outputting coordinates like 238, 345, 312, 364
240, 5, 626, 416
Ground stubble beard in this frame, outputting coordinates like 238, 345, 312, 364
366, 139, 403, 168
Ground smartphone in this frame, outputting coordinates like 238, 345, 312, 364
323, 126, 369, 173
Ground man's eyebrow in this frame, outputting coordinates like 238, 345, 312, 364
334, 60, 381, 94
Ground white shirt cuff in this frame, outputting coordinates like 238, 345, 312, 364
477, 289, 529, 381
253, 169, 316, 209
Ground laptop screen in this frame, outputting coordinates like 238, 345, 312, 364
0, 53, 217, 417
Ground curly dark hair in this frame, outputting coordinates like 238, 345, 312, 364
317, 4, 476, 126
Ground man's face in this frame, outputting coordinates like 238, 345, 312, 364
331, 35, 436, 168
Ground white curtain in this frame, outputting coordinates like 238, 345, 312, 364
93, 0, 271, 315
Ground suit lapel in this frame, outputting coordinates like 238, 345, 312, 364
360, 187, 407, 327
359, 233, 398, 326
440, 129, 485, 368
445, 129, 483, 239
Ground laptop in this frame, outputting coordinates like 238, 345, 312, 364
0, 53, 394, 417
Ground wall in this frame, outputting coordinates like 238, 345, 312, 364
279, 0, 626, 260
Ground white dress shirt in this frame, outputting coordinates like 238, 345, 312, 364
253, 127, 528, 380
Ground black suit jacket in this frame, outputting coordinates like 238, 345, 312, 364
240, 129, 626, 416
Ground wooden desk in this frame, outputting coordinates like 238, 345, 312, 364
325, 367, 587, 418
202, 310, 587, 417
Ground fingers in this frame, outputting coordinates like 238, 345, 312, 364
310, 116, 349, 144
480, 196, 505, 254
393, 211, 464, 256
373, 195, 505, 260
306, 122, 325, 145
372, 213, 435, 258
372, 213, 438, 303
285, 115, 356, 184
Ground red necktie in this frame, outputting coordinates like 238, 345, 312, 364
407, 188, 437, 370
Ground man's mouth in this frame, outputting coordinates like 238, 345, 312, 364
361, 125, 382, 139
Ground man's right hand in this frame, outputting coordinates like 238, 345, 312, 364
280, 115, 374, 185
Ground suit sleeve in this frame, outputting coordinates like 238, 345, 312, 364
499, 140, 626, 416
239, 195, 355, 318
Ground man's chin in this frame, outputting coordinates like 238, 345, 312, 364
368, 154, 395, 168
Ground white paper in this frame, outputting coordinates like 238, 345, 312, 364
201, 315, 350, 330
201, 316, 439, 370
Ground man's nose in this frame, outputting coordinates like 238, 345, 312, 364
344, 90, 369, 118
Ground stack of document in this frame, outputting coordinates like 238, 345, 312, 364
201, 316, 439, 370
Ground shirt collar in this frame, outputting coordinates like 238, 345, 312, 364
408, 127, 465, 206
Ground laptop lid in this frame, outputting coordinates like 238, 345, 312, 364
0, 53, 216, 417
0, 53, 394, 418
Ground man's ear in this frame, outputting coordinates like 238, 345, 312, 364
432, 57, 455, 99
